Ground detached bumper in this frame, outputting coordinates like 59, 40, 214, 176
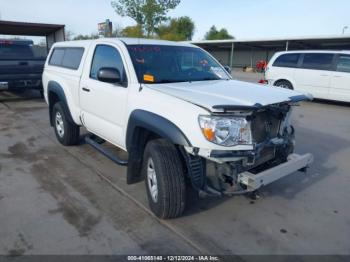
238, 153, 314, 191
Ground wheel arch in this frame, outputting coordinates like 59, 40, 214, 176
126, 110, 191, 150
48, 81, 75, 126
125, 109, 192, 185
273, 78, 295, 89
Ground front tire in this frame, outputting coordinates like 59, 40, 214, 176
52, 102, 80, 146
143, 139, 186, 219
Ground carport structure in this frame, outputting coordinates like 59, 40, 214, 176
0, 20, 65, 51
191, 35, 350, 68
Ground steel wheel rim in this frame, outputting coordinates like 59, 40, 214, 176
55, 112, 64, 138
147, 158, 158, 203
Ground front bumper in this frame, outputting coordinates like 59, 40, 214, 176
238, 153, 314, 191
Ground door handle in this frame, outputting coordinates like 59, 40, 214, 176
333, 75, 342, 78
82, 87, 90, 92
320, 74, 329, 77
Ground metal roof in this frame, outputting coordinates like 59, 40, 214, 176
190, 34, 350, 45
189, 35, 350, 51
0, 20, 65, 36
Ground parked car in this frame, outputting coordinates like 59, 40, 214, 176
265, 50, 350, 102
43, 38, 313, 219
0, 39, 46, 94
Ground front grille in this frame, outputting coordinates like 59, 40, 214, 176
251, 110, 281, 144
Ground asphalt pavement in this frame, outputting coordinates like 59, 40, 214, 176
0, 86, 349, 255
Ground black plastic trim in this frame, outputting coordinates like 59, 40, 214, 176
213, 95, 311, 112
47, 81, 75, 126
125, 110, 191, 185
126, 110, 191, 150
85, 135, 128, 166
212, 103, 263, 112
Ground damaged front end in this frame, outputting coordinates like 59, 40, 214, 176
181, 96, 313, 196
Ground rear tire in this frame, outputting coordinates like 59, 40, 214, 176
274, 80, 293, 90
143, 139, 186, 219
52, 102, 80, 146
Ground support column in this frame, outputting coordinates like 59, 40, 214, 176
286, 40, 289, 51
250, 47, 254, 68
230, 42, 235, 68
45, 36, 49, 54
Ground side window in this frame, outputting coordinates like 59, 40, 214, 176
273, 53, 300, 68
301, 53, 334, 71
90, 45, 127, 83
336, 55, 350, 73
49, 48, 65, 66
49, 47, 84, 70
61, 48, 84, 69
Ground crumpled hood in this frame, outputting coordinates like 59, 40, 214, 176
146, 80, 310, 112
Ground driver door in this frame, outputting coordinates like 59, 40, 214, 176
80, 43, 129, 148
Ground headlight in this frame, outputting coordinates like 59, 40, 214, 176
198, 115, 252, 146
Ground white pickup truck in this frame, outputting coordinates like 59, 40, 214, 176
43, 38, 313, 219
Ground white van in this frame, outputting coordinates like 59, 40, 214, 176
265, 50, 350, 102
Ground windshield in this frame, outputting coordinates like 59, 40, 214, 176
127, 45, 230, 84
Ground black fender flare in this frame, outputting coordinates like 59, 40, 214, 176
47, 81, 75, 126
126, 109, 191, 150
125, 110, 191, 184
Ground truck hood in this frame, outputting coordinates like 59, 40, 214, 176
146, 80, 310, 112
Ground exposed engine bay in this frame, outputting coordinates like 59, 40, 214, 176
182, 102, 311, 196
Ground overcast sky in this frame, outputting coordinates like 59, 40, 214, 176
0, 0, 349, 41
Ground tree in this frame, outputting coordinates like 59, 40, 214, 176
121, 25, 144, 38
156, 16, 195, 41
65, 30, 74, 41
204, 26, 234, 40
111, 23, 124, 37
111, 0, 181, 37
73, 33, 99, 40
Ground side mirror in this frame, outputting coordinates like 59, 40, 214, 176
224, 66, 232, 74
97, 67, 121, 83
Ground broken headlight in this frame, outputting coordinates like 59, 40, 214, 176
198, 116, 252, 146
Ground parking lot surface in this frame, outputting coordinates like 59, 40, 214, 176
0, 89, 350, 255
232, 69, 263, 83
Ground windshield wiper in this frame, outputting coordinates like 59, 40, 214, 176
192, 77, 223, 82
149, 78, 224, 84
158, 80, 177, 83
157, 79, 189, 84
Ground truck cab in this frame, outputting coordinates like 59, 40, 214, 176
43, 38, 313, 219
